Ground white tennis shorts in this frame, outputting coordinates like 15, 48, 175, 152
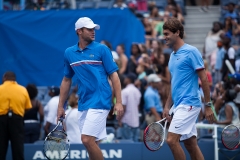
77, 109, 110, 141
168, 104, 201, 141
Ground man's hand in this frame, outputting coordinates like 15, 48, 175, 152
57, 106, 65, 123
113, 103, 124, 120
163, 107, 171, 122
205, 107, 215, 124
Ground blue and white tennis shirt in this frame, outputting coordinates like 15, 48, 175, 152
168, 43, 204, 108
64, 41, 118, 111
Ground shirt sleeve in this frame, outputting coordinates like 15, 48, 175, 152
101, 45, 118, 75
64, 49, 75, 78
121, 90, 127, 106
189, 49, 204, 70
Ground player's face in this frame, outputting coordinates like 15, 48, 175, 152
163, 29, 177, 48
78, 27, 95, 43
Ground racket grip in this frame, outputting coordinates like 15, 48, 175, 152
210, 102, 218, 121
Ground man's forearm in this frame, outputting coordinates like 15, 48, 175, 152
165, 88, 173, 109
110, 72, 122, 104
59, 77, 72, 107
201, 79, 211, 103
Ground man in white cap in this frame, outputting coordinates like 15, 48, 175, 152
57, 17, 123, 160
144, 74, 163, 124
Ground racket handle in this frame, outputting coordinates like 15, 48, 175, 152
210, 102, 218, 121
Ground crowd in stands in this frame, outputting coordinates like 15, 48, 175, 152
2, 0, 240, 144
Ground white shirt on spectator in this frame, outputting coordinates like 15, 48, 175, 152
44, 96, 59, 125
65, 108, 82, 143
121, 84, 141, 128
227, 47, 235, 59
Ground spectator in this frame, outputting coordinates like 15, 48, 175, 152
148, 6, 163, 26
44, 86, 60, 136
214, 37, 225, 85
126, 43, 141, 74
203, 21, 224, 70
101, 40, 120, 66
141, 17, 157, 49
214, 85, 239, 137
24, 84, 44, 143
144, 74, 163, 125
116, 44, 128, 75
136, 0, 147, 11
223, 2, 238, 21
166, 0, 183, 15
0, 71, 32, 160
170, 5, 184, 24
65, 91, 82, 144
221, 34, 236, 81
119, 73, 141, 142
157, 53, 171, 106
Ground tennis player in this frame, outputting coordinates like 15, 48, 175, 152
162, 18, 215, 160
57, 17, 124, 160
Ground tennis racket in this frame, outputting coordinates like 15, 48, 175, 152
221, 124, 240, 150
43, 102, 70, 160
143, 106, 174, 151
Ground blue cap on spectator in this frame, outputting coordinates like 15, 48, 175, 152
125, 72, 137, 83
48, 86, 60, 95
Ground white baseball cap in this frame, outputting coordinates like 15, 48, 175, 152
147, 74, 161, 83
75, 17, 100, 31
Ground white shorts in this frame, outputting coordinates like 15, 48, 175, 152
77, 109, 110, 141
168, 104, 201, 141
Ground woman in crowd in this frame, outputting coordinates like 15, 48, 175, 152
24, 84, 44, 143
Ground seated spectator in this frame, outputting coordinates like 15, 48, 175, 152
126, 43, 142, 75
223, 2, 239, 22
65, 91, 82, 143
157, 53, 171, 106
136, 0, 147, 11
141, 17, 157, 49
24, 84, 44, 143
214, 85, 239, 138
169, 5, 184, 24
113, 0, 128, 9
136, 54, 150, 80
166, 0, 183, 15
116, 44, 128, 75
44, 86, 60, 136
148, 6, 163, 25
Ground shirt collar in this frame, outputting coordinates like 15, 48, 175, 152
74, 41, 95, 52
3, 81, 17, 85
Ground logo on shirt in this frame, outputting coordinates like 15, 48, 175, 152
188, 106, 193, 112
89, 54, 94, 58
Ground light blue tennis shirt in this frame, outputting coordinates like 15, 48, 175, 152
168, 43, 204, 108
144, 86, 163, 113
64, 41, 118, 111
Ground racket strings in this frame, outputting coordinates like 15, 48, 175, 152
144, 123, 164, 150
43, 130, 70, 159
222, 125, 240, 149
